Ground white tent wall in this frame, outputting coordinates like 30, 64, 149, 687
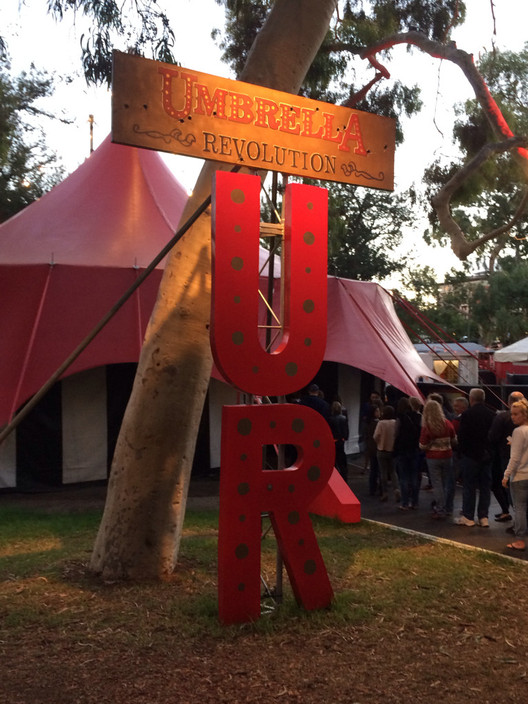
62, 368, 108, 484
417, 352, 479, 386
418, 352, 433, 373
0, 368, 109, 489
338, 365, 361, 456
494, 336, 528, 363
456, 358, 479, 386
0, 431, 16, 489
0, 362, 390, 490
208, 378, 239, 468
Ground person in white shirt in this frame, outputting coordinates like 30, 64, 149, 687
502, 399, 528, 551
373, 405, 399, 502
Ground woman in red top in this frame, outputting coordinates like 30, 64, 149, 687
419, 400, 456, 518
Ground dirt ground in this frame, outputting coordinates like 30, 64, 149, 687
2, 480, 528, 703
3, 583, 528, 704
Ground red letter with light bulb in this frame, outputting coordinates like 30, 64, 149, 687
212, 171, 356, 625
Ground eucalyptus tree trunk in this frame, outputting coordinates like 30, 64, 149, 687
90, 0, 339, 580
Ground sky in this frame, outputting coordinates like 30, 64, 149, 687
2, 0, 528, 282
1, 0, 228, 191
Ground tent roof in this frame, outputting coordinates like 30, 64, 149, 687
0, 136, 193, 424
0, 135, 278, 274
0, 137, 441, 426
325, 278, 440, 398
0, 136, 188, 268
414, 342, 488, 356
493, 337, 528, 363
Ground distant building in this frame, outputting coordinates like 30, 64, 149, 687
414, 341, 489, 386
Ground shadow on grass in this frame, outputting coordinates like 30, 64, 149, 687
2, 506, 527, 642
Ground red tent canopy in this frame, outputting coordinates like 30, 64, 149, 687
0, 137, 438, 428
0, 136, 188, 268
0, 136, 188, 424
325, 277, 437, 397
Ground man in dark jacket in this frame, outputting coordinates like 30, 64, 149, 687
393, 397, 421, 510
328, 401, 349, 482
456, 388, 496, 527
300, 384, 330, 421
488, 390, 525, 523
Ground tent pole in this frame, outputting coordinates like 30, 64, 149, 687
0, 187, 216, 446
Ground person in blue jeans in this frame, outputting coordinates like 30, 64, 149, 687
456, 388, 495, 527
489, 391, 525, 522
419, 400, 456, 519
502, 398, 528, 551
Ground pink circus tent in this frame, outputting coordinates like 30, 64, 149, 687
0, 136, 439, 431
0, 136, 188, 426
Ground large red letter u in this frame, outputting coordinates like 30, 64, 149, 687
211, 171, 327, 397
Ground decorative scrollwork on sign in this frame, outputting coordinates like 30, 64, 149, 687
341, 161, 384, 182
132, 124, 196, 147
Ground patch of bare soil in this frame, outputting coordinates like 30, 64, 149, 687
2, 609, 527, 704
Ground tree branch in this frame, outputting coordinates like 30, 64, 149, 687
473, 186, 528, 259
361, 30, 528, 261
362, 31, 528, 160
488, 233, 508, 273
431, 136, 528, 259
344, 72, 384, 108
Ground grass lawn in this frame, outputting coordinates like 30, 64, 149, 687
1, 504, 527, 703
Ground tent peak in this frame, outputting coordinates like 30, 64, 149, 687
0, 136, 188, 268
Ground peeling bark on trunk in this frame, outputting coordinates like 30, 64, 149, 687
90, 0, 338, 581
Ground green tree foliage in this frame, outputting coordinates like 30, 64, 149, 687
395, 266, 474, 343
409, 44, 528, 345
261, 178, 414, 282
46, 0, 175, 85
214, 0, 464, 97
326, 183, 412, 280
424, 44, 528, 265
0, 57, 64, 223
400, 253, 528, 347
471, 258, 528, 345
213, 0, 463, 282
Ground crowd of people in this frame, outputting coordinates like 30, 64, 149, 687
360, 387, 528, 553
293, 381, 528, 552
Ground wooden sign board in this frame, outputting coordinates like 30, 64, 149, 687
112, 51, 395, 190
